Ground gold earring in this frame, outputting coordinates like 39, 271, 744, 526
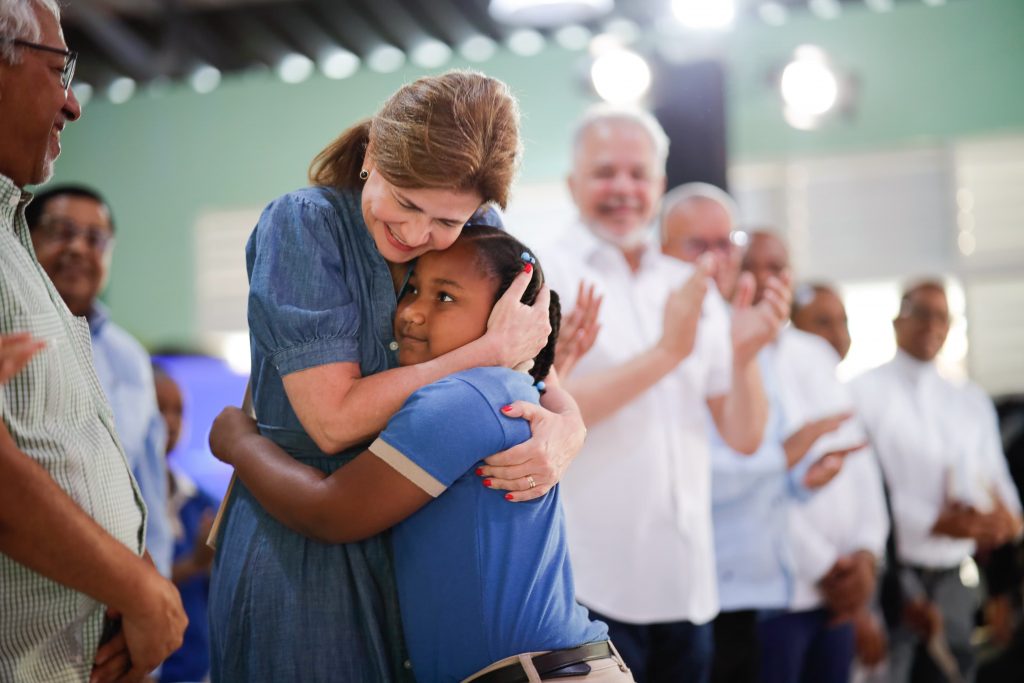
359, 169, 369, 180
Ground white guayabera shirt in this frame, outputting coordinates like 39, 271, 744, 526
851, 350, 1020, 570
537, 221, 732, 625
782, 328, 890, 611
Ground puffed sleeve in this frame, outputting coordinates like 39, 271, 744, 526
246, 192, 362, 376
369, 377, 508, 496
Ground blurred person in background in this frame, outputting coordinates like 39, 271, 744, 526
665, 225, 864, 683
784, 282, 890, 683
851, 280, 1023, 682
661, 182, 744, 301
538, 107, 789, 683
27, 185, 174, 582
0, 1, 185, 680
154, 364, 218, 683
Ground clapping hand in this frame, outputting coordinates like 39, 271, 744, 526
554, 281, 603, 379
730, 272, 791, 366
657, 254, 712, 363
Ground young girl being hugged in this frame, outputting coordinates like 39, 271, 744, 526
212, 227, 634, 683
209, 71, 586, 683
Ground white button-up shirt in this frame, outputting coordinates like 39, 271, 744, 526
783, 330, 889, 611
537, 222, 732, 624
850, 350, 1020, 570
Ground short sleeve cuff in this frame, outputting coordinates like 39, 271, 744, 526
369, 437, 446, 498
271, 336, 361, 376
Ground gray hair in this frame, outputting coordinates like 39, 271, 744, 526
1, 0, 61, 64
659, 182, 739, 243
571, 104, 670, 176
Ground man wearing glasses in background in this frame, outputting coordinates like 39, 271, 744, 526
0, 1, 186, 682
27, 185, 175, 585
852, 281, 1023, 682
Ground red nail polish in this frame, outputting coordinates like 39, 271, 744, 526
501, 405, 513, 413
505, 493, 514, 501
475, 467, 484, 476
483, 479, 492, 487
523, 263, 533, 274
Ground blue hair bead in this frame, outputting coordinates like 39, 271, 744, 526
535, 380, 546, 392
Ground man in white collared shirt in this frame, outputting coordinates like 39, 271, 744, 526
537, 106, 788, 683
851, 281, 1023, 682
783, 284, 890, 683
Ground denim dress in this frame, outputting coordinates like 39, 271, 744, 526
208, 186, 412, 682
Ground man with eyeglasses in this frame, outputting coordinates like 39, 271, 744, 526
27, 185, 175, 581
851, 281, 1022, 682
661, 182, 745, 301
0, 2, 186, 682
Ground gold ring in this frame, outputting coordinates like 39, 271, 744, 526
527, 476, 537, 489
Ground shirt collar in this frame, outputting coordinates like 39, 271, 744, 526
87, 300, 111, 336
567, 219, 662, 272
0, 174, 31, 227
891, 347, 939, 385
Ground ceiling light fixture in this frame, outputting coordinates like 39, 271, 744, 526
590, 47, 651, 104
780, 46, 841, 129
489, 0, 612, 27
107, 76, 136, 104
554, 24, 592, 51
411, 39, 453, 69
459, 35, 498, 62
367, 45, 406, 73
71, 82, 93, 107
671, 0, 736, 30
507, 29, 546, 56
319, 48, 360, 80
190, 64, 221, 94
277, 53, 314, 84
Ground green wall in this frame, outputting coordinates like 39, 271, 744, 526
49, 0, 1024, 347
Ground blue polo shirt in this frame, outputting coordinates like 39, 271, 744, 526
370, 367, 606, 682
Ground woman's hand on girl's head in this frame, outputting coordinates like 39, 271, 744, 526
209, 407, 259, 466
483, 269, 551, 369
477, 385, 586, 502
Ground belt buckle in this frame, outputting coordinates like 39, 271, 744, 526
542, 661, 593, 679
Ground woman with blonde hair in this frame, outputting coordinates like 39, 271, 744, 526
208, 70, 586, 682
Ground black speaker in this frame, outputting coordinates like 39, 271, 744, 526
651, 59, 729, 193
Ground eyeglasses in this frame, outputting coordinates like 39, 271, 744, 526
35, 217, 113, 253
674, 237, 735, 256
7, 38, 77, 89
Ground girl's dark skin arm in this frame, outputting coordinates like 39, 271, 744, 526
210, 408, 430, 544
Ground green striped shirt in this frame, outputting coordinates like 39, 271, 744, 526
0, 174, 146, 683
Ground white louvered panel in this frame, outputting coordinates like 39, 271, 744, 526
194, 208, 260, 335
956, 137, 1024, 264
966, 278, 1024, 396
795, 148, 955, 282
731, 148, 955, 282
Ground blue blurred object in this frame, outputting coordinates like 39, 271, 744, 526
152, 354, 248, 502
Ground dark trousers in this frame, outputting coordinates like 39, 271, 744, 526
889, 566, 979, 683
587, 607, 713, 683
757, 608, 855, 683
711, 610, 760, 683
